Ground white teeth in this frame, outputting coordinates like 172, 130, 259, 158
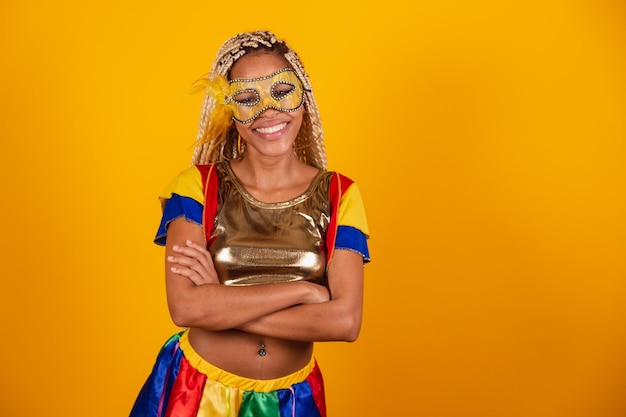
255, 122, 287, 134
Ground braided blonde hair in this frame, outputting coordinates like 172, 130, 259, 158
191, 31, 327, 169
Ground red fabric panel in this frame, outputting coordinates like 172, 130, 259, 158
326, 173, 354, 266
164, 357, 207, 417
305, 362, 327, 417
198, 164, 219, 243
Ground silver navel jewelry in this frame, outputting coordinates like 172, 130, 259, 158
258, 343, 266, 357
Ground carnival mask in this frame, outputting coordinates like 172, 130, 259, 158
228, 68, 305, 124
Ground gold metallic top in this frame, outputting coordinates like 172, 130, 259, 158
209, 162, 332, 286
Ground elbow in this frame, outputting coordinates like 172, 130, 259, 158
168, 302, 231, 330
169, 305, 196, 328
337, 314, 362, 342
166, 285, 228, 330
344, 322, 361, 342
166, 288, 198, 328
168, 300, 210, 329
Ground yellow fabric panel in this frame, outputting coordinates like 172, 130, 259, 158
338, 182, 370, 236
158, 165, 205, 209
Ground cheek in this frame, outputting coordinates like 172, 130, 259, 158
293, 109, 305, 130
294, 117, 304, 133
290, 104, 304, 121
234, 121, 249, 137
233, 122, 255, 142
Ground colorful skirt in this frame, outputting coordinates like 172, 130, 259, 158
129, 330, 326, 417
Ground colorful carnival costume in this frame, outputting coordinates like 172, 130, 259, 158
130, 161, 370, 417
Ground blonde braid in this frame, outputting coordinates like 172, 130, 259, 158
191, 31, 327, 169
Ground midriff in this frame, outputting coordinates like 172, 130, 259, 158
187, 327, 313, 380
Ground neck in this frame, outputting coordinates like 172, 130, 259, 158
231, 153, 305, 190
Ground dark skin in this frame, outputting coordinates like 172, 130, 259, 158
165, 52, 364, 379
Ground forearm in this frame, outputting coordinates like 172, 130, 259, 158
238, 299, 362, 342
240, 251, 366, 342
168, 280, 317, 331
164, 218, 326, 330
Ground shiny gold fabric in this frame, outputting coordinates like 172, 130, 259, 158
209, 162, 332, 286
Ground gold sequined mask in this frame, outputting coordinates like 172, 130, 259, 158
228, 68, 305, 124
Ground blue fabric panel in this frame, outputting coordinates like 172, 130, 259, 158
154, 194, 203, 245
129, 332, 185, 417
335, 225, 370, 262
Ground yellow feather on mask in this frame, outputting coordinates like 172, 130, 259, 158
191, 75, 234, 151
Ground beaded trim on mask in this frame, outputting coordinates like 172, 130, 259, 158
228, 68, 308, 124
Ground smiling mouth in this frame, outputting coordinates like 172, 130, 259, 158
254, 122, 287, 134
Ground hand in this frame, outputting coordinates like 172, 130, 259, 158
168, 240, 219, 285
300, 281, 330, 304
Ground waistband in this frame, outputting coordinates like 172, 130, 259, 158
179, 330, 316, 392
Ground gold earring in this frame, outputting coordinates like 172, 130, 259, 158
237, 134, 245, 155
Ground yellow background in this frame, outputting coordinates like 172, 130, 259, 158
1, 1, 625, 416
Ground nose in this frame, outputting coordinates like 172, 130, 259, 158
259, 107, 281, 117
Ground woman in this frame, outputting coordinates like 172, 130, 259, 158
130, 30, 370, 417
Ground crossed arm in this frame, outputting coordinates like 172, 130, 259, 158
164, 217, 364, 342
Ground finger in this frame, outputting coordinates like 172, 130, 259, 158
172, 243, 212, 264
167, 255, 201, 270
172, 244, 214, 272
169, 255, 218, 285
185, 239, 208, 251
169, 255, 209, 278
185, 240, 214, 266
173, 240, 209, 254
171, 265, 210, 286
168, 255, 213, 281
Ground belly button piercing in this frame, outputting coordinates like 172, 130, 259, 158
258, 343, 266, 357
